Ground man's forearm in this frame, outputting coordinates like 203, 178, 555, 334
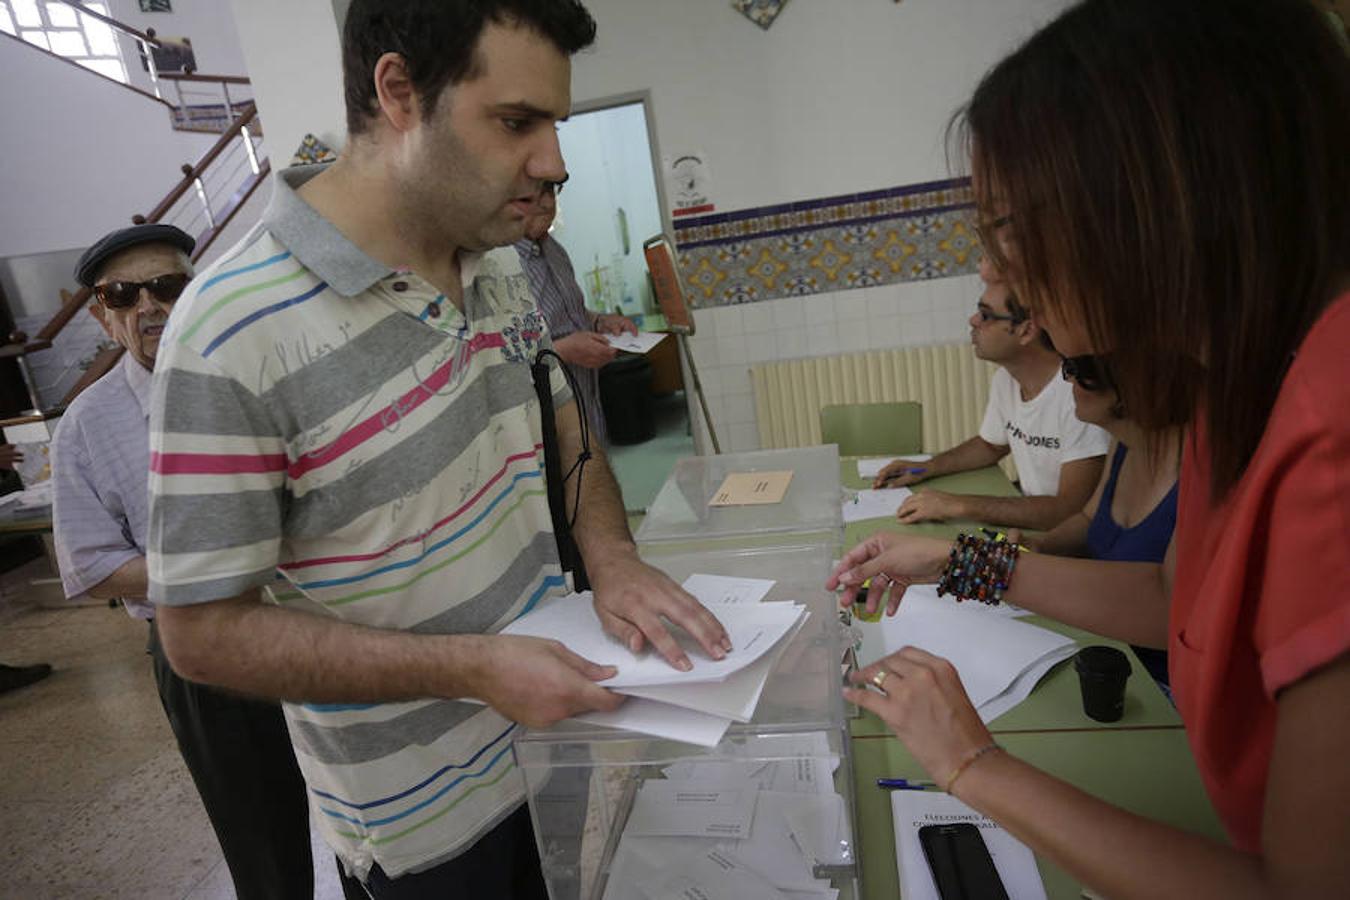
927, 437, 1007, 479
948, 492, 1082, 531
555, 402, 636, 561
157, 591, 488, 703
1004, 553, 1169, 647
87, 557, 148, 601
568, 442, 636, 561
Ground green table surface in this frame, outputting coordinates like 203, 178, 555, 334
837, 458, 1182, 734
851, 731, 1225, 900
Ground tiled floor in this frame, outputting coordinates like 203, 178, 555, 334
0, 562, 349, 900
606, 391, 695, 514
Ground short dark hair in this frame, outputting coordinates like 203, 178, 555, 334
1001, 290, 1055, 352
341, 0, 597, 137
955, 0, 1350, 499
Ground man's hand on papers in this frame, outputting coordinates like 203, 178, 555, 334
590, 555, 733, 672
553, 331, 618, 369
472, 634, 624, 728
828, 532, 949, 616
845, 646, 993, 789
896, 489, 964, 524
872, 459, 930, 489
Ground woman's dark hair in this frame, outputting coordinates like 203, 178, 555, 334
341, 0, 597, 137
954, 0, 1350, 499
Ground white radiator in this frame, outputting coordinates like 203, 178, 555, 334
750, 343, 999, 455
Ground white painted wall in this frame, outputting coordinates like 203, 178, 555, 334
229, 0, 346, 166
572, 0, 1070, 213
0, 36, 217, 260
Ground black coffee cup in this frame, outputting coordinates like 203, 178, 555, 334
1074, 645, 1131, 722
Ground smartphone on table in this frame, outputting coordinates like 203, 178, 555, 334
918, 822, 1010, 900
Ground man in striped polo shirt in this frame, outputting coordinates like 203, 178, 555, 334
146, 1, 730, 896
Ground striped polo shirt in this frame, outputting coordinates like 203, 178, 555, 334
146, 164, 571, 879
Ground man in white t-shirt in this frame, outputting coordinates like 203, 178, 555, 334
873, 271, 1109, 530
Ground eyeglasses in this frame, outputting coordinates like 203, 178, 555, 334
975, 213, 1014, 271
1060, 353, 1115, 392
93, 272, 191, 310
974, 302, 1023, 326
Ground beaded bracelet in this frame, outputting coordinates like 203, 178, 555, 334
936, 532, 1019, 606
943, 741, 1002, 794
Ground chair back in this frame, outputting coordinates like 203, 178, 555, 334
819, 401, 923, 457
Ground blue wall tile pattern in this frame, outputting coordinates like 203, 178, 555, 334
673, 176, 977, 307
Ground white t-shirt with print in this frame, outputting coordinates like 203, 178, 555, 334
978, 367, 1110, 496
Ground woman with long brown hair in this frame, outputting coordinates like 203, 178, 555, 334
832, 0, 1350, 894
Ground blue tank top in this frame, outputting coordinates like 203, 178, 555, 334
1085, 443, 1178, 687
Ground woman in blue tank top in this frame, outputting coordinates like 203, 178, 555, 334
1012, 355, 1180, 694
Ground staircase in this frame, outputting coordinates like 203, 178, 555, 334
0, 1, 272, 440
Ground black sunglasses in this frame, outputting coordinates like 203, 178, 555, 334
1060, 354, 1115, 392
93, 272, 191, 309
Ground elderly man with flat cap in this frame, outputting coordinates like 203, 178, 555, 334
50, 224, 319, 900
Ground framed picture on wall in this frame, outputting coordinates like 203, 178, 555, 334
139, 0, 172, 12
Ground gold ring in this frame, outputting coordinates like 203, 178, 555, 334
871, 669, 890, 690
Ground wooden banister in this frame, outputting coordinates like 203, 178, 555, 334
35, 287, 93, 344
50, 0, 162, 48
138, 103, 260, 225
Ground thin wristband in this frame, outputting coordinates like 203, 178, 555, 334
943, 742, 1002, 794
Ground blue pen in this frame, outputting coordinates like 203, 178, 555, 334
876, 778, 938, 790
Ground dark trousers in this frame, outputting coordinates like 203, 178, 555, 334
355, 805, 549, 900
148, 621, 315, 900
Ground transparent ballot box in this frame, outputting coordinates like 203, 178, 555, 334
514, 545, 860, 900
633, 446, 844, 553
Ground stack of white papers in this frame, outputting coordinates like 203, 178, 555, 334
501, 575, 809, 746
891, 789, 1047, 900
602, 732, 847, 900
841, 487, 912, 523
857, 585, 1077, 723
856, 454, 932, 480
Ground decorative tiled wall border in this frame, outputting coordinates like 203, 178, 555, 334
673, 176, 977, 307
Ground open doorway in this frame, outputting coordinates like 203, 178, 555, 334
553, 93, 693, 514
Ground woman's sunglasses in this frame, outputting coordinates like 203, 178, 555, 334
1060, 353, 1115, 392
93, 272, 191, 310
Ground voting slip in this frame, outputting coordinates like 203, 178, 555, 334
857, 585, 1077, 722
708, 470, 794, 506
682, 573, 777, 605
501, 591, 805, 688
571, 698, 734, 747
623, 607, 809, 722
606, 331, 668, 354
891, 790, 1047, 900
856, 455, 933, 480
841, 487, 912, 523
627, 782, 757, 839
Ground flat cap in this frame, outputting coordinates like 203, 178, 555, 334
74, 224, 195, 287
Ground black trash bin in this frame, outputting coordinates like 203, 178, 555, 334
599, 355, 655, 445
